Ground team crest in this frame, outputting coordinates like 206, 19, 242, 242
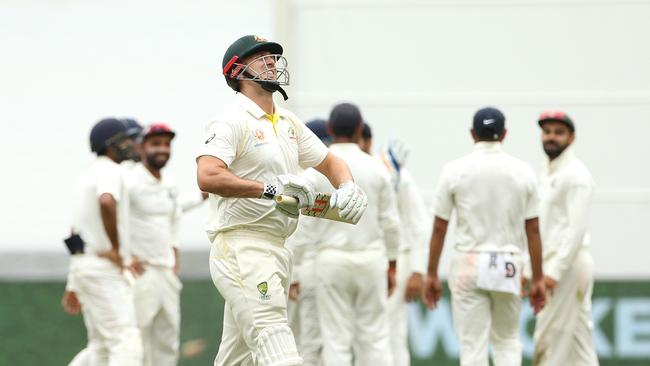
257, 281, 271, 300
287, 127, 297, 141
253, 128, 268, 147
254, 35, 268, 43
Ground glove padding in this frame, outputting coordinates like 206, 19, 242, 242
382, 137, 410, 190
330, 181, 368, 223
272, 174, 316, 218
385, 137, 410, 171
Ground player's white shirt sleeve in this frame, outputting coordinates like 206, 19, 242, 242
524, 165, 540, 220
179, 191, 206, 213
433, 164, 454, 221
96, 160, 123, 201
198, 119, 242, 166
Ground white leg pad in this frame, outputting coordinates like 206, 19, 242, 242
256, 325, 302, 366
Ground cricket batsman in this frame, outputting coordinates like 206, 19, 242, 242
532, 111, 599, 366
62, 118, 142, 366
423, 107, 546, 366
196, 35, 367, 365
125, 123, 183, 366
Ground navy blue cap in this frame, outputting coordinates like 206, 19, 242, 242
473, 107, 505, 140
122, 118, 143, 139
305, 118, 331, 146
90, 118, 127, 153
362, 122, 372, 139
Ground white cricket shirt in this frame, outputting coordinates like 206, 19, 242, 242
197, 93, 329, 241
301, 143, 401, 260
71, 156, 129, 255
125, 163, 181, 268
539, 146, 594, 281
434, 142, 539, 253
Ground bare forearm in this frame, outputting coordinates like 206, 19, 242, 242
99, 194, 119, 250
427, 216, 448, 276
197, 156, 264, 198
525, 218, 544, 281
314, 153, 353, 188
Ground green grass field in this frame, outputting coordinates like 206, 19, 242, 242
1, 280, 648, 365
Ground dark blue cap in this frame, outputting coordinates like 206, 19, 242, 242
305, 118, 331, 146
473, 107, 505, 140
90, 118, 127, 153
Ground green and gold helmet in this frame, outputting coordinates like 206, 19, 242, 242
221, 35, 290, 100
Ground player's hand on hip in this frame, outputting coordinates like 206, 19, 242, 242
422, 274, 442, 309
98, 248, 123, 269
61, 290, 81, 315
405, 272, 424, 302
529, 278, 547, 315
543, 275, 557, 296
288, 282, 300, 301
330, 181, 368, 223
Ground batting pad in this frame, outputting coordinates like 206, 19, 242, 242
256, 324, 302, 366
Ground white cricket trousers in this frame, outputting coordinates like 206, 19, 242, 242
316, 247, 393, 366
288, 257, 322, 366
449, 251, 522, 366
210, 230, 302, 366
387, 251, 411, 366
533, 250, 599, 366
67, 256, 142, 366
133, 265, 182, 366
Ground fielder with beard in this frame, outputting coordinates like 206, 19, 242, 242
124, 123, 183, 366
531, 111, 599, 366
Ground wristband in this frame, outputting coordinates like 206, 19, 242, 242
261, 182, 278, 200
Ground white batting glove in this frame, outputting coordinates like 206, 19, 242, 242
330, 181, 368, 223
262, 174, 316, 217
386, 137, 410, 171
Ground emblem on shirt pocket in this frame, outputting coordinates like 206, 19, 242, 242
253, 129, 268, 147
257, 281, 271, 300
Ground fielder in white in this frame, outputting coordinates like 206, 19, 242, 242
423, 107, 546, 366
285, 119, 331, 366
196, 35, 367, 366
125, 123, 183, 366
62, 118, 142, 366
531, 111, 599, 366
296, 103, 400, 366
359, 125, 429, 366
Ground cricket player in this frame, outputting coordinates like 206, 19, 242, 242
62, 118, 142, 366
125, 123, 183, 366
295, 103, 400, 366
532, 111, 599, 366
359, 124, 429, 366
196, 35, 367, 366
423, 107, 546, 366
286, 119, 330, 365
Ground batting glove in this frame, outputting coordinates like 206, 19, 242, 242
262, 174, 316, 216
330, 181, 368, 223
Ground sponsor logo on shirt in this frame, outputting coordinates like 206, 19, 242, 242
205, 134, 215, 144
257, 281, 271, 300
